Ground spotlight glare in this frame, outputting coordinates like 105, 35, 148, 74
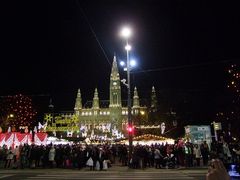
120, 61, 125, 66
130, 59, 137, 67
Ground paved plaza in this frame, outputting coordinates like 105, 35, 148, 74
0, 166, 208, 180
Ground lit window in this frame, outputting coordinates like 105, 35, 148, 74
86, 112, 88, 116
107, 112, 110, 115
122, 111, 125, 115
82, 112, 85, 116
100, 112, 102, 115
89, 112, 92, 115
103, 112, 106, 115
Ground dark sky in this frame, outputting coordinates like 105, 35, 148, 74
1, 0, 240, 111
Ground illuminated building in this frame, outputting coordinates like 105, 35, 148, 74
45, 56, 157, 138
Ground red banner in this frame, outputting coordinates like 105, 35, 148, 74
4, 133, 14, 148
0, 133, 5, 147
34, 132, 47, 145
0, 132, 48, 148
14, 133, 28, 146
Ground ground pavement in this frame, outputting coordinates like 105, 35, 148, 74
0, 165, 208, 180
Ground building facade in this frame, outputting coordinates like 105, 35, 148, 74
45, 56, 157, 138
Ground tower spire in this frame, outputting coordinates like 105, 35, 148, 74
109, 55, 122, 107
93, 88, 99, 109
110, 55, 120, 80
151, 86, 158, 111
74, 89, 82, 112
109, 55, 122, 130
133, 87, 140, 108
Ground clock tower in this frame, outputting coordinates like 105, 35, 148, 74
109, 55, 122, 130
109, 55, 122, 107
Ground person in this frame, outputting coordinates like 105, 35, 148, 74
4, 147, 14, 168
206, 159, 230, 180
98, 148, 105, 170
193, 144, 201, 166
154, 148, 162, 169
201, 141, 209, 166
48, 146, 56, 168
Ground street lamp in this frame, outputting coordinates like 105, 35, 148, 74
120, 26, 133, 163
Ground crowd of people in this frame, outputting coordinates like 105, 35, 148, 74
0, 138, 239, 172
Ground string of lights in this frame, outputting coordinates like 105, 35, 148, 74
0, 94, 37, 130
227, 64, 240, 96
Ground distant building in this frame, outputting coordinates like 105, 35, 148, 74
45, 56, 157, 138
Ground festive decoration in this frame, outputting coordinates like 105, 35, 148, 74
38, 122, 47, 132
133, 134, 171, 141
0, 94, 37, 130
214, 64, 240, 138
45, 113, 79, 132
120, 134, 175, 145
34, 133, 47, 145
46, 136, 71, 145
24, 127, 29, 133
135, 125, 161, 129
0, 132, 47, 147
4, 133, 14, 148
34, 126, 38, 133
14, 133, 29, 147
227, 64, 240, 96
0, 133, 5, 147
160, 122, 166, 134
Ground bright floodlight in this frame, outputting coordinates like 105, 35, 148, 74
120, 61, 125, 66
130, 59, 136, 67
121, 27, 132, 38
125, 44, 132, 51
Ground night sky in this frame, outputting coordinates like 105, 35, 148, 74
1, 0, 240, 113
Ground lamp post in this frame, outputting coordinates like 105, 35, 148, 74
120, 27, 133, 162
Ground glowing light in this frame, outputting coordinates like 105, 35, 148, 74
120, 61, 125, 66
120, 27, 132, 38
130, 59, 136, 67
140, 111, 145, 115
227, 64, 240, 95
128, 126, 133, 133
125, 44, 132, 51
0, 94, 37, 129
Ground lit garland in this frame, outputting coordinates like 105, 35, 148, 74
0, 94, 37, 130
227, 64, 240, 96
133, 134, 170, 141
214, 64, 240, 136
